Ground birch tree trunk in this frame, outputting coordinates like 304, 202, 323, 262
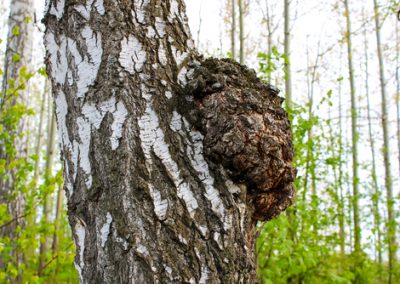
43, 0, 295, 282
38, 107, 57, 275
238, 0, 244, 64
372, 1, 397, 282
265, 1, 273, 83
397, 13, 400, 181
231, 0, 236, 59
363, 14, 382, 266
343, 0, 361, 259
337, 47, 346, 255
0, 0, 34, 276
283, 0, 292, 108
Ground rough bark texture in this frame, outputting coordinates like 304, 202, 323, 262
43, 0, 295, 283
181, 58, 295, 221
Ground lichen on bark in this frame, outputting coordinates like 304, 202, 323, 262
180, 58, 296, 222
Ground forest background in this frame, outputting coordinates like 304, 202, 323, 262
0, 0, 399, 283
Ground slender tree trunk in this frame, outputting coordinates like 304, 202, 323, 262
337, 47, 346, 255
397, 14, 400, 181
284, 0, 292, 108
43, 0, 295, 282
33, 83, 48, 184
303, 40, 319, 202
303, 41, 320, 241
38, 106, 57, 275
51, 183, 64, 254
362, 14, 382, 266
343, 0, 361, 260
372, 1, 397, 282
397, 21, 400, 182
266, 1, 273, 83
238, 0, 244, 64
51, 182, 64, 281
231, 0, 236, 59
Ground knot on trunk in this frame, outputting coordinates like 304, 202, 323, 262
182, 58, 296, 221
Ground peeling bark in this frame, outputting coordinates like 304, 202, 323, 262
43, 0, 295, 282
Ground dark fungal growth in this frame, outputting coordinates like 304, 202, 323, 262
182, 58, 296, 221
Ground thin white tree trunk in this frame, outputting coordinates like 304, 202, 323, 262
362, 13, 382, 266
38, 104, 57, 275
238, 0, 244, 64
231, 0, 236, 59
372, 1, 397, 282
344, 0, 361, 258
284, 0, 292, 108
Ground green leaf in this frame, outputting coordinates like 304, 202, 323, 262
12, 53, 21, 63
37, 66, 47, 77
11, 25, 20, 36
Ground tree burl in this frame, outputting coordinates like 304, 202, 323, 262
181, 58, 296, 222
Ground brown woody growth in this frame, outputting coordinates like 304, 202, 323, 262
183, 58, 296, 221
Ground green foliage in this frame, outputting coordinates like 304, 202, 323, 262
0, 31, 77, 283
258, 46, 287, 82
256, 60, 394, 283
12, 53, 21, 63
11, 25, 20, 37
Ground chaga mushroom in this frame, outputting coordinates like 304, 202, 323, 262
182, 58, 296, 221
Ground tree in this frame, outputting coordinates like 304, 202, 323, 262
0, 0, 34, 278
362, 11, 382, 267
238, 0, 245, 63
43, 0, 295, 282
283, 0, 292, 108
231, 0, 236, 59
343, 0, 361, 260
372, 0, 397, 282
397, 11, 400, 181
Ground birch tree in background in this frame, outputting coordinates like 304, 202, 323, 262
238, 0, 245, 63
343, 0, 362, 274
397, 16, 400, 180
363, 14, 382, 267
43, 0, 296, 282
0, 0, 34, 277
231, 0, 236, 59
372, 1, 397, 282
283, 0, 292, 108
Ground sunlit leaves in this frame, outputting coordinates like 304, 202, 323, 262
12, 52, 21, 63
11, 25, 20, 36
37, 67, 47, 77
